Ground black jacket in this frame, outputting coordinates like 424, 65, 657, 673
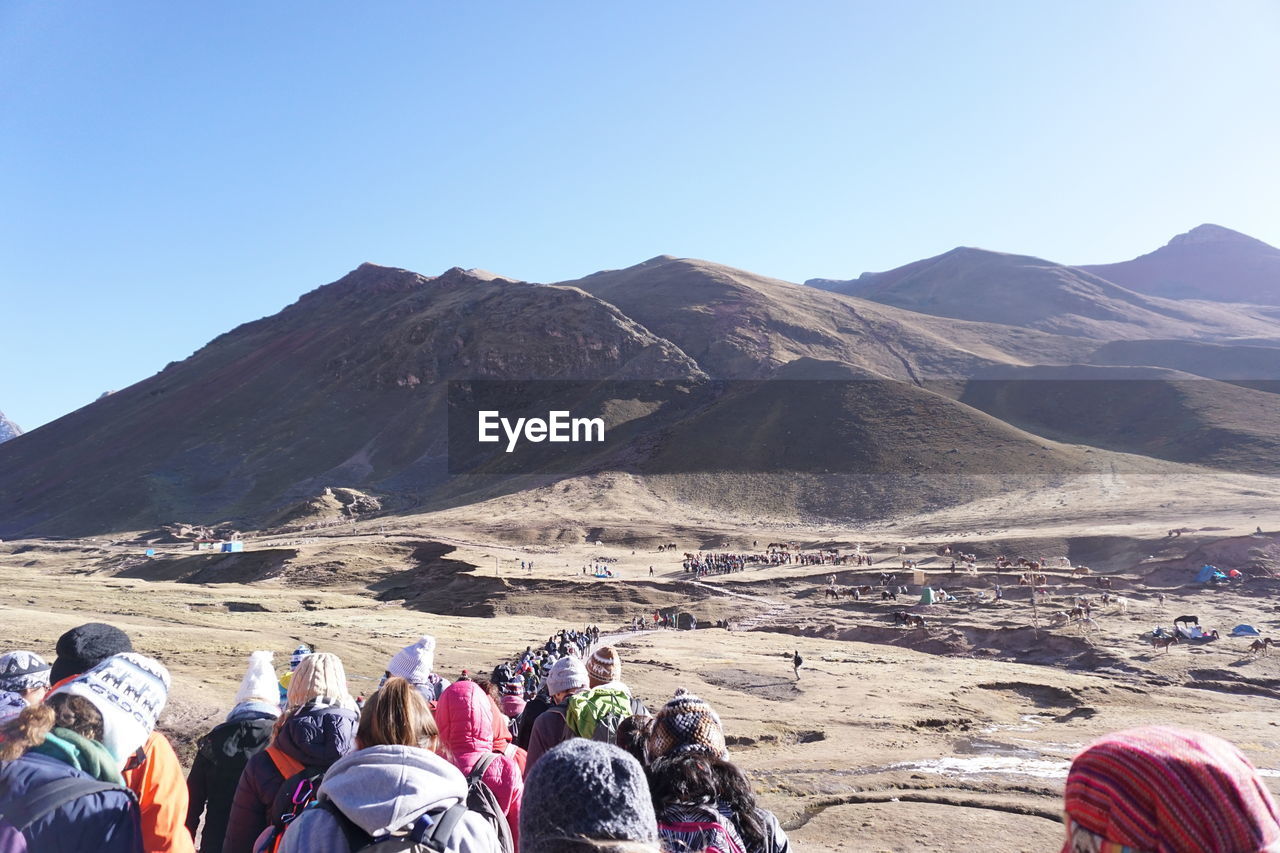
185, 711, 275, 853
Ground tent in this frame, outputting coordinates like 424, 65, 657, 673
1194, 564, 1226, 584
1231, 624, 1261, 637
919, 587, 936, 605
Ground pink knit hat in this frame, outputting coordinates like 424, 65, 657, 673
1062, 726, 1280, 853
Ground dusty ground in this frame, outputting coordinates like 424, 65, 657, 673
4, 473, 1280, 852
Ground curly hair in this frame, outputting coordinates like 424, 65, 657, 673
0, 693, 105, 760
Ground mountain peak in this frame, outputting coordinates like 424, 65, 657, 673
0, 410, 22, 444
1166, 224, 1275, 251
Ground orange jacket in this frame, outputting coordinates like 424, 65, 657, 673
122, 731, 197, 853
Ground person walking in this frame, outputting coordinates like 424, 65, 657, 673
646, 693, 790, 852
434, 680, 524, 848
792, 650, 802, 680
222, 652, 358, 853
277, 677, 502, 852
185, 651, 280, 853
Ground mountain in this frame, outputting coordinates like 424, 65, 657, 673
0, 411, 21, 443
560, 255, 1092, 379
1080, 225, 1280, 305
6, 250, 1280, 540
806, 247, 1280, 341
0, 264, 703, 537
0, 258, 1106, 538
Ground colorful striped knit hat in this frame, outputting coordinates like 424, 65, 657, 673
646, 693, 727, 763
586, 645, 622, 686
1062, 726, 1280, 853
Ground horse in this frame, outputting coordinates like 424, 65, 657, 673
1151, 634, 1180, 653
824, 586, 844, 601
893, 612, 925, 628
1096, 576, 1113, 589
1250, 638, 1274, 657
1072, 566, 1092, 577
880, 589, 898, 601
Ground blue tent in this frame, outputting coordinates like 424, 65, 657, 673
1231, 624, 1261, 637
1195, 564, 1226, 583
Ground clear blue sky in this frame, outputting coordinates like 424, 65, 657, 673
3, 1, 1278, 429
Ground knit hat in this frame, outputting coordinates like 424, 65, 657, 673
520, 739, 659, 853
230, 651, 281, 719
49, 623, 133, 685
501, 680, 523, 696
0, 650, 51, 692
586, 646, 622, 686
646, 693, 728, 763
286, 652, 356, 710
546, 656, 589, 697
387, 636, 436, 685
50, 652, 170, 766
289, 644, 312, 671
0, 690, 26, 725
1063, 726, 1280, 853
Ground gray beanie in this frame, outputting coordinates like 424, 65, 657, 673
546, 656, 589, 696
520, 739, 659, 852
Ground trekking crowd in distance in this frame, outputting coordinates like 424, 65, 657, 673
3, 624, 1280, 852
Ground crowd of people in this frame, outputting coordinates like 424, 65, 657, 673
4, 623, 1280, 852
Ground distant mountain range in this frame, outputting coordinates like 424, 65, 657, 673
0, 411, 20, 444
1, 224, 1277, 538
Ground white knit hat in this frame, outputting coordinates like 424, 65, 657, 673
233, 651, 280, 708
286, 652, 355, 710
52, 652, 170, 766
546, 656, 589, 696
387, 636, 436, 685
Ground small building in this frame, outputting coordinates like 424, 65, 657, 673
194, 539, 219, 552
221, 541, 244, 553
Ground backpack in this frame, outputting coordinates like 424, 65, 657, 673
565, 686, 632, 744
461, 753, 514, 853
0, 774, 136, 853
252, 747, 326, 853
310, 798, 473, 852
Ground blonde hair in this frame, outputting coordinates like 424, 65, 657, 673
357, 677, 439, 751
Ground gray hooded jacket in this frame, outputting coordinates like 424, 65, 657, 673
278, 745, 501, 853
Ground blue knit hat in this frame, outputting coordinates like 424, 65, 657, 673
520, 739, 658, 852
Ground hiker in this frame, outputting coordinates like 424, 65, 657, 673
277, 644, 312, 706
792, 650, 802, 680
524, 656, 590, 772
585, 646, 648, 717
520, 739, 660, 853
616, 714, 654, 769
0, 652, 169, 852
646, 693, 790, 852
498, 680, 525, 728
276, 678, 504, 852
1062, 726, 1280, 852
433, 680, 524, 847
48, 623, 195, 853
185, 652, 280, 853
386, 635, 450, 705
222, 652, 358, 853
0, 649, 51, 708
514, 682, 552, 752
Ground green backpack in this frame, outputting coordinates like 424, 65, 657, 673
565, 686, 632, 744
